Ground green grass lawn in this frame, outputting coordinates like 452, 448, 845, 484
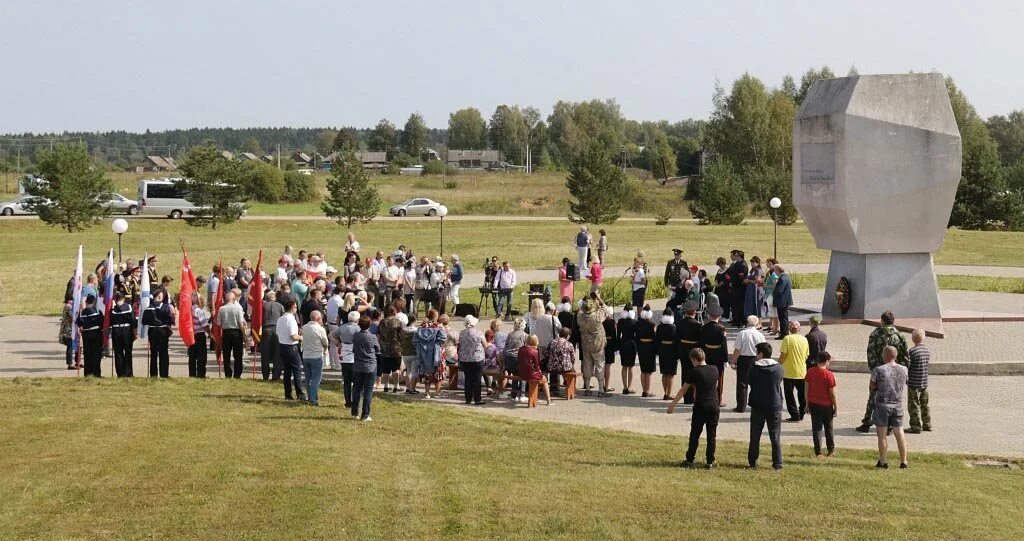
2, 218, 1024, 316
0, 378, 1020, 540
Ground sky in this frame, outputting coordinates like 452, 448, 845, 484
1, 0, 1021, 133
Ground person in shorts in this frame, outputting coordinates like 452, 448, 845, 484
871, 346, 909, 469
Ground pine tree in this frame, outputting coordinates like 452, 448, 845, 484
25, 144, 114, 232
690, 158, 747, 225
565, 143, 628, 224
321, 151, 382, 229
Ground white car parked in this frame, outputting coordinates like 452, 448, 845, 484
0, 195, 41, 216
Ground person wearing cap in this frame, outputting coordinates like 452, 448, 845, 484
664, 249, 689, 311
726, 251, 748, 327
120, 264, 141, 306
674, 301, 703, 404
636, 305, 657, 397
616, 305, 638, 394
699, 304, 729, 406
109, 291, 137, 377
142, 288, 175, 378
146, 255, 160, 292
76, 294, 104, 377
578, 297, 609, 397
731, 315, 766, 413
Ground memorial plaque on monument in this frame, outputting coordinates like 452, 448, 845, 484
792, 73, 962, 320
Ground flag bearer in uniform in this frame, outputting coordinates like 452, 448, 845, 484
109, 291, 137, 377
76, 294, 104, 377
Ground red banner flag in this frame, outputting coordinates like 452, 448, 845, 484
178, 248, 198, 348
248, 250, 264, 344
211, 260, 225, 358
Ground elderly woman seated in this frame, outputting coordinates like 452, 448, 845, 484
517, 335, 552, 406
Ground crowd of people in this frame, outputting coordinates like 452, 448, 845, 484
58, 233, 933, 467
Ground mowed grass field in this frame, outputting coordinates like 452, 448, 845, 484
2, 218, 1024, 315
1, 378, 1021, 540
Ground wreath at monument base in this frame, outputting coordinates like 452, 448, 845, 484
835, 276, 852, 315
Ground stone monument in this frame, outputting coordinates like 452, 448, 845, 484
792, 73, 962, 320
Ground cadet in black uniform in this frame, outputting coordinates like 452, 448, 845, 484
675, 301, 703, 405
699, 305, 729, 406
726, 251, 748, 327
616, 305, 638, 395
142, 289, 175, 378
636, 306, 657, 398
109, 291, 137, 377
664, 249, 690, 312
146, 255, 160, 292
655, 308, 677, 400
76, 294, 104, 377
602, 310, 617, 394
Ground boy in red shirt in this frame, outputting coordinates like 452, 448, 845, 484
805, 351, 837, 457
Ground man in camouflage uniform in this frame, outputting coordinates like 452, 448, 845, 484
856, 310, 910, 432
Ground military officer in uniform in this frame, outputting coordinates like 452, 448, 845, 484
120, 265, 142, 306
76, 294, 104, 377
699, 305, 729, 407
142, 289, 175, 378
146, 255, 160, 292
726, 250, 748, 327
674, 301, 703, 404
664, 249, 690, 312
109, 291, 137, 377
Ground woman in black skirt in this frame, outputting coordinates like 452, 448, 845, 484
616, 305, 638, 395
655, 308, 677, 400
635, 305, 657, 397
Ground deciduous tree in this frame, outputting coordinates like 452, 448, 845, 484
176, 144, 248, 230
448, 108, 487, 149
400, 114, 428, 159
489, 105, 529, 164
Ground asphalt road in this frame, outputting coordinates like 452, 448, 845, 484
1, 214, 781, 223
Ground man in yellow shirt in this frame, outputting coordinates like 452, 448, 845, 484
779, 321, 809, 422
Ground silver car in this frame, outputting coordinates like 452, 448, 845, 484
389, 197, 442, 217
99, 193, 140, 215
0, 195, 39, 216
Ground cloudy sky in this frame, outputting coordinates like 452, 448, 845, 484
1, 0, 1020, 132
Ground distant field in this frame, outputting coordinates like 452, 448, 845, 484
2, 169, 695, 218
2, 217, 1024, 316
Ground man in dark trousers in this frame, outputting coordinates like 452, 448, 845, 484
747, 341, 785, 469
76, 294, 104, 377
772, 264, 794, 339
674, 302, 703, 404
109, 291, 137, 377
699, 306, 729, 407
664, 249, 689, 312
668, 349, 721, 469
261, 290, 285, 380
726, 250, 748, 327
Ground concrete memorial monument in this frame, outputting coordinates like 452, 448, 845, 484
792, 73, 962, 321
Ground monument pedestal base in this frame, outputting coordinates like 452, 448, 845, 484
821, 251, 942, 320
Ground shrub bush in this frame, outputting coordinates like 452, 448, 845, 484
241, 162, 285, 203
282, 171, 319, 202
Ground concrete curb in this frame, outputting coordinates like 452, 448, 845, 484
828, 360, 1024, 376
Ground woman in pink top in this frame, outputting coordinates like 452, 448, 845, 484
588, 261, 603, 294
558, 257, 574, 301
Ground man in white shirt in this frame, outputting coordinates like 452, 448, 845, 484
325, 289, 344, 368
492, 261, 517, 320
383, 257, 402, 308
275, 257, 290, 283
730, 315, 767, 413
275, 299, 304, 401
329, 311, 360, 407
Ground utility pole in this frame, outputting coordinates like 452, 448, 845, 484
277, 143, 281, 170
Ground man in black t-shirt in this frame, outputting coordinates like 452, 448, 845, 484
668, 348, 721, 468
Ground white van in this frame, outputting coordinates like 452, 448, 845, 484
138, 179, 197, 218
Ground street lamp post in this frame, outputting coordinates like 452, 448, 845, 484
769, 197, 782, 261
437, 205, 449, 257
112, 218, 129, 262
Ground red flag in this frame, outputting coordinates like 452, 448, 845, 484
178, 248, 197, 348
211, 260, 225, 357
248, 251, 264, 344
